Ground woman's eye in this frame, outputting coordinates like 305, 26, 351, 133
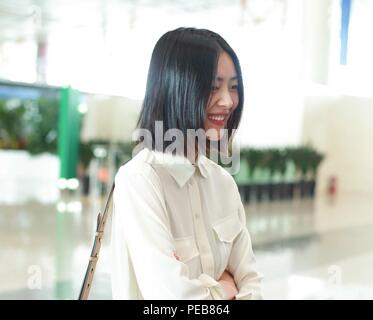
211, 86, 219, 91
231, 85, 238, 90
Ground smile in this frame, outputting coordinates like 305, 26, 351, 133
207, 113, 228, 126
208, 114, 225, 121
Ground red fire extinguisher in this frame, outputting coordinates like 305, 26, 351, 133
328, 175, 337, 197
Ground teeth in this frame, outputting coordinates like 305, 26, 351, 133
208, 115, 225, 121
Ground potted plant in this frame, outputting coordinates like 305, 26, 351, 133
241, 148, 263, 203
308, 147, 325, 197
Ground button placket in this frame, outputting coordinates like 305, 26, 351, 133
188, 177, 215, 277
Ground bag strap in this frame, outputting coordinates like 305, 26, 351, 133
78, 182, 115, 300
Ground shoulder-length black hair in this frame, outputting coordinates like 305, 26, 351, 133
135, 27, 244, 155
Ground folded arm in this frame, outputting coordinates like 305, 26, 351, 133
226, 189, 264, 300
112, 166, 227, 299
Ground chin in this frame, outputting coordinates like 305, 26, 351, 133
205, 126, 225, 141
206, 133, 223, 141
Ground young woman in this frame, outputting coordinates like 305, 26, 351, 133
111, 27, 263, 300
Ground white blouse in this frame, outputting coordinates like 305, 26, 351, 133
110, 147, 263, 300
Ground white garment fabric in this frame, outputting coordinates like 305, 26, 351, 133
111, 147, 263, 299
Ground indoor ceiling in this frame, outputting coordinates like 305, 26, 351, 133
0, 0, 239, 42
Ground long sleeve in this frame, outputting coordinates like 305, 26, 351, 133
111, 165, 225, 300
227, 190, 264, 300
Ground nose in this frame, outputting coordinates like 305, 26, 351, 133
217, 89, 234, 111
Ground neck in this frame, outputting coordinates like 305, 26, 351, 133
185, 142, 198, 164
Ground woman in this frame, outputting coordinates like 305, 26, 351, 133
111, 27, 263, 300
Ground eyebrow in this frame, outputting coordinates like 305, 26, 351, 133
215, 76, 238, 81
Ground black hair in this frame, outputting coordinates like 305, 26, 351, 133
135, 27, 244, 155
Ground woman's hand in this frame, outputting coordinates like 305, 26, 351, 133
218, 269, 238, 300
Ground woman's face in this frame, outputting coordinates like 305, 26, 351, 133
204, 51, 239, 140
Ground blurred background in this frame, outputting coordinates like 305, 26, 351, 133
1, 0, 373, 300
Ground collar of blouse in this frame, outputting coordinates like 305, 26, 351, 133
141, 147, 209, 188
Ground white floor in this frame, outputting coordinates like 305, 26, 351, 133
1, 190, 373, 300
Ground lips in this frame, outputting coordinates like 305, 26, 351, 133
207, 113, 227, 126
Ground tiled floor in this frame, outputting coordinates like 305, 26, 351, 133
1, 190, 373, 299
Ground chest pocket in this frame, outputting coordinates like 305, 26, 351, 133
212, 214, 243, 272
212, 213, 243, 244
173, 236, 200, 263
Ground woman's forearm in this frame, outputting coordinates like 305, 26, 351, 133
218, 270, 238, 300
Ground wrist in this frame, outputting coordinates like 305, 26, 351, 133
218, 279, 238, 300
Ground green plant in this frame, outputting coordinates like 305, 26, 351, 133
285, 146, 324, 180
25, 96, 59, 155
286, 146, 307, 179
276, 149, 288, 177
241, 148, 262, 179
0, 99, 26, 149
308, 148, 325, 179
260, 148, 284, 180
0, 90, 59, 154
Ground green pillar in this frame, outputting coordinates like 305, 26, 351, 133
58, 86, 81, 179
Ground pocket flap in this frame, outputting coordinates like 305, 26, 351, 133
173, 236, 199, 262
213, 214, 243, 243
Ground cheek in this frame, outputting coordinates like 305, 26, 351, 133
232, 94, 239, 110
206, 96, 216, 112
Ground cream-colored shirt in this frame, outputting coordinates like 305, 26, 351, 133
110, 147, 263, 300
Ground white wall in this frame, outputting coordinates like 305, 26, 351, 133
302, 95, 373, 196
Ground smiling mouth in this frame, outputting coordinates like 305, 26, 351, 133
207, 113, 228, 126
